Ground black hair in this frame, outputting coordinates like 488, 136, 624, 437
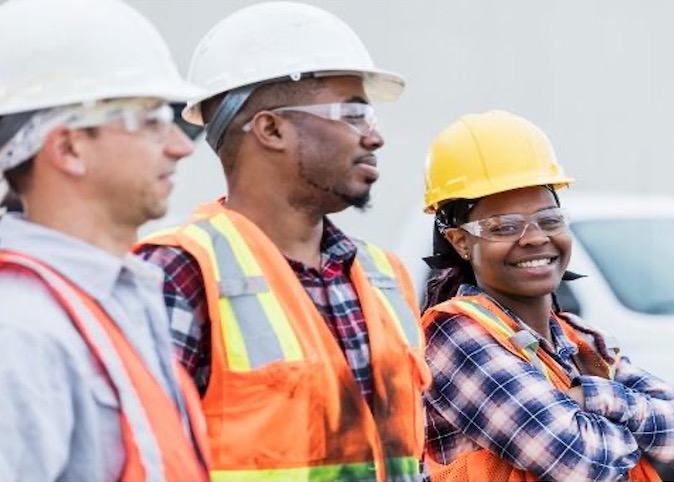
421, 198, 478, 312
421, 186, 567, 313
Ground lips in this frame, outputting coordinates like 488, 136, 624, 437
158, 170, 175, 181
355, 154, 377, 168
354, 155, 379, 182
511, 255, 559, 269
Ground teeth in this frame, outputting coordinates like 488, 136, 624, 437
516, 258, 552, 268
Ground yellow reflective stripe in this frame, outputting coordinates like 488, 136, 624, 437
211, 457, 419, 482
357, 241, 421, 348
366, 243, 394, 277
453, 300, 513, 340
209, 213, 303, 364
183, 224, 252, 371
453, 300, 550, 380
257, 291, 303, 363
217, 297, 251, 371
210, 214, 261, 277
374, 287, 407, 341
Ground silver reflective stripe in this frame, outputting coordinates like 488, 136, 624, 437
509, 330, 540, 352
352, 240, 420, 348
196, 221, 287, 368
218, 276, 267, 297
460, 299, 550, 378
2, 254, 165, 481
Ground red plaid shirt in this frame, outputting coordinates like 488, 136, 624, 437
137, 218, 374, 406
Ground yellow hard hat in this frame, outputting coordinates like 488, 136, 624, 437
424, 110, 574, 213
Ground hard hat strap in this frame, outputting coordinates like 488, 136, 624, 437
205, 72, 326, 153
0, 111, 37, 154
205, 84, 257, 153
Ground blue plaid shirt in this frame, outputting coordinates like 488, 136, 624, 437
424, 284, 674, 481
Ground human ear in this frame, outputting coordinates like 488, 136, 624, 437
445, 228, 471, 261
42, 127, 86, 177
248, 111, 287, 152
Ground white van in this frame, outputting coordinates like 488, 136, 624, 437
396, 192, 674, 385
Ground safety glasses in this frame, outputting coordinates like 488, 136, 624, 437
0, 99, 176, 173
460, 207, 569, 242
75, 101, 175, 143
242, 102, 377, 137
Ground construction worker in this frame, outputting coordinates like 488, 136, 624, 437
0, 0, 210, 480
421, 110, 674, 481
136, 2, 430, 481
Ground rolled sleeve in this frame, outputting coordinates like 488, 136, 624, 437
425, 313, 640, 482
580, 356, 674, 463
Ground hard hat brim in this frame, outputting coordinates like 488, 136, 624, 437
181, 68, 405, 127
0, 80, 206, 116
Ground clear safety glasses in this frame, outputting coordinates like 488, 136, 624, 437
73, 101, 175, 143
242, 102, 377, 137
460, 206, 570, 242
0, 99, 175, 173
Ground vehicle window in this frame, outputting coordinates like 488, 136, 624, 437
571, 219, 674, 315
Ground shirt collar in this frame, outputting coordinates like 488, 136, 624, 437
0, 214, 162, 300
320, 217, 357, 266
456, 283, 578, 356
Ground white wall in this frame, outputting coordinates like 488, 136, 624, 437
127, 1, 674, 253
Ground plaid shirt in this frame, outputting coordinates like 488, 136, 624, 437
425, 284, 674, 481
137, 217, 374, 406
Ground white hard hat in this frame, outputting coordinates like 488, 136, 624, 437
183, 1, 405, 127
0, 0, 204, 116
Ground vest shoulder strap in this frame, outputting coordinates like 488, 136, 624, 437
352, 238, 422, 350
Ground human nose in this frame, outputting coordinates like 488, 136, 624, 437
361, 126, 384, 150
517, 221, 550, 245
164, 124, 194, 160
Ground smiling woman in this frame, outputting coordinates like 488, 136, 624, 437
420, 110, 674, 482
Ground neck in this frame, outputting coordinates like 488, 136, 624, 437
482, 288, 554, 343
226, 189, 324, 269
24, 194, 137, 259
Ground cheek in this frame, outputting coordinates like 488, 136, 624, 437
556, 234, 573, 266
470, 242, 505, 278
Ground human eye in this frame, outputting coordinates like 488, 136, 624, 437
536, 209, 566, 230
341, 104, 369, 121
142, 105, 173, 131
485, 216, 523, 237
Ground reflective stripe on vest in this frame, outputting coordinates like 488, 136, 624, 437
211, 455, 420, 482
451, 299, 550, 380
352, 239, 421, 349
0, 252, 165, 480
180, 213, 304, 371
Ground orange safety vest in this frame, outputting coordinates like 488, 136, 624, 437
0, 250, 210, 482
421, 294, 660, 482
138, 200, 431, 482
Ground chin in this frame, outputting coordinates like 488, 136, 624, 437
145, 203, 169, 221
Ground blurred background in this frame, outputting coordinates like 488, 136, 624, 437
127, 0, 674, 252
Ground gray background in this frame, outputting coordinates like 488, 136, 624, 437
27, 0, 674, 252
129, 0, 674, 251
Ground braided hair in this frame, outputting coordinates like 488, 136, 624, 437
421, 198, 478, 312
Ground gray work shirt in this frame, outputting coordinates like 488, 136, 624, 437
0, 214, 193, 481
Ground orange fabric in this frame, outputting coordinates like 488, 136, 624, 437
422, 295, 659, 482
140, 201, 429, 481
0, 252, 209, 482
